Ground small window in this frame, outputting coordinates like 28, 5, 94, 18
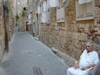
18, 1, 20, 5
23, 7, 26, 11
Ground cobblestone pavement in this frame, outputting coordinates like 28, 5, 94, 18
0, 32, 69, 75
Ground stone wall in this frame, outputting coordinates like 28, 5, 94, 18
39, 0, 100, 60
28, 0, 100, 66
0, 0, 5, 64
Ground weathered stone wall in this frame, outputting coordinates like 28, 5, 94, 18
0, 0, 5, 64
8, 1, 14, 40
12, 0, 27, 32
38, 0, 100, 62
27, 0, 100, 66
18, 0, 28, 32
18, 15, 27, 32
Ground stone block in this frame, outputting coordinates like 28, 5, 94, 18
61, 31, 64, 37
67, 24, 73, 32
73, 24, 77, 32
59, 31, 62, 36
66, 31, 72, 38
64, 31, 67, 38
77, 24, 84, 32
66, 38, 72, 45
72, 40, 79, 47
78, 33, 87, 41
84, 23, 89, 33
72, 33, 79, 40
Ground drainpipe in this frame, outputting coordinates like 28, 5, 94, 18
3, 0, 9, 53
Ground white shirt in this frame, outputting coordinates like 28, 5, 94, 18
79, 49, 99, 69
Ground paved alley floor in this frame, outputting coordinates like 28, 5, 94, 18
0, 32, 69, 75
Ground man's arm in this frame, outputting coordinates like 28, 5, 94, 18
73, 58, 80, 69
81, 64, 95, 70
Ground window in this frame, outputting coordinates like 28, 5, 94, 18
38, 5, 41, 14
50, 0, 58, 7
23, 7, 26, 11
39, 0, 50, 23
40, 2, 47, 23
47, 0, 50, 23
43, 1, 47, 12
57, 0, 65, 22
57, 0, 63, 7
41, 12, 47, 23
40, 4, 43, 13
76, 0, 94, 21
28, 13, 32, 24
18, 1, 20, 5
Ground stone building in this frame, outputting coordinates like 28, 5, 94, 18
0, 0, 14, 65
13, 0, 27, 32
27, 0, 35, 35
0, 0, 5, 64
27, 0, 100, 66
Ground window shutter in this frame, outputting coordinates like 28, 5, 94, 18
50, 0, 57, 7
76, 1, 84, 19
40, 4, 43, 13
42, 12, 47, 22
38, 5, 41, 14
47, 11, 50, 22
76, 0, 94, 21
43, 1, 47, 11
61, 7, 65, 20
47, 0, 50, 9
86, 2, 93, 17
57, 9, 60, 21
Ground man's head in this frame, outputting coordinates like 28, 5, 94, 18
86, 42, 93, 53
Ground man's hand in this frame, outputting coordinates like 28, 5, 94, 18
73, 65, 79, 69
81, 67, 88, 70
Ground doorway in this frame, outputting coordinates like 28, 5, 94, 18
26, 22, 28, 31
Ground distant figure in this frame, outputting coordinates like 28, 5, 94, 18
92, 60, 100, 75
18, 27, 20, 32
67, 42, 99, 75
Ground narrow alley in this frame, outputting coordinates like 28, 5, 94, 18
0, 32, 69, 75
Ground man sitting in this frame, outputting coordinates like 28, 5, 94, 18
67, 42, 99, 75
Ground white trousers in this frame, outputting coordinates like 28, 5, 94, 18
67, 67, 89, 75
